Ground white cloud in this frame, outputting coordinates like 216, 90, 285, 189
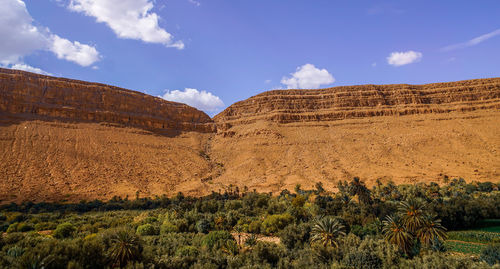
68, 0, 184, 49
3, 63, 52, 75
0, 0, 100, 68
281, 64, 335, 89
371, 62, 377, 67
160, 88, 224, 113
50, 35, 100, 66
387, 51, 422, 66
441, 28, 500, 51
188, 0, 201, 7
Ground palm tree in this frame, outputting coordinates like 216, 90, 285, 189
310, 217, 346, 248
416, 215, 447, 246
398, 199, 426, 233
108, 230, 143, 268
382, 215, 414, 254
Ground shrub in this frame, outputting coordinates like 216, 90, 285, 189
279, 223, 310, 250
251, 242, 284, 267
196, 219, 211, 234
262, 213, 293, 234
344, 250, 382, 269
18, 223, 34, 232
161, 221, 179, 234
53, 222, 76, 239
480, 244, 500, 266
7, 245, 24, 257
176, 245, 200, 257
6, 222, 19, 233
248, 220, 262, 234
34, 222, 57, 231
136, 224, 158, 236
202, 230, 234, 250
144, 216, 158, 224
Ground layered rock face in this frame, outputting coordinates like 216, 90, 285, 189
0, 68, 215, 133
214, 78, 500, 129
208, 78, 500, 193
1, 69, 499, 203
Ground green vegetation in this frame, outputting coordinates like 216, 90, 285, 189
0, 178, 499, 268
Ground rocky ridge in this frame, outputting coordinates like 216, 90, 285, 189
214, 78, 500, 129
0, 68, 215, 133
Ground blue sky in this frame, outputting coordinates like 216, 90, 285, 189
1, 0, 499, 115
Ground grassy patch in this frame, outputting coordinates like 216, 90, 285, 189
444, 241, 484, 254
447, 231, 500, 244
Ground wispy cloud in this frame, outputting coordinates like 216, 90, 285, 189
441, 28, 500, 51
188, 0, 201, 7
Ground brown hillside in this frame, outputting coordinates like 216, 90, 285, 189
1, 69, 499, 203
210, 78, 500, 193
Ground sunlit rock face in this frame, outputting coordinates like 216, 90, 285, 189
0, 68, 216, 133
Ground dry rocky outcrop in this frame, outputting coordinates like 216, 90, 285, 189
0, 68, 215, 133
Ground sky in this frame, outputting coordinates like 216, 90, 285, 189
1, 0, 499, 116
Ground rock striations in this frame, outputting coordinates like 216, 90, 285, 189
0, 68, 215, 133
1, 69, 500, 203
214, 78, 500, 129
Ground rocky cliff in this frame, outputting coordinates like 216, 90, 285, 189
214, 78, 500, 129
0, 68, 215, 133
1, 69, 499, 203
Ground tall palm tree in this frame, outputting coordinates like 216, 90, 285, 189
108, 230, 143, 268
311, 217, 346, 248
382, 215, 414, 254
398, 199, 426, 233
416, 215, 447, 246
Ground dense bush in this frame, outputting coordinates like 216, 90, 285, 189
136, 223, 159, 236
343, 250, 382, 269
201, 230, 234, 250
53, 222, 76, 239
262, 213, 293, 234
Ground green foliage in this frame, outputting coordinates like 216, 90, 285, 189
176, 245, 199, 257
6, 222, 19, 233
34, 222, 57, 231
279, 223, 311, 250
248, 220, 262, 234
311, 217, 346, 248
444, 241, 485, 254
136, 224, 158, 236
53, 222, 76, 239
343, 250, 382, 269
7, 245, 24, 257
196, 219, 210, 234
245, 234, 258, 247
18, 223, 34, 232
448, 230, 500, 244
160, 221, 178, 234
201, 230, 234, 250
262, 213, 293, 234
480, 244, 500, 266
251, 242, 284, 267
0, 178, 497, 268
108, 229, 143, 268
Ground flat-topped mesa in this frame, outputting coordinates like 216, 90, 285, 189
0, 68, 215, 133
214, 78, 500, 129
